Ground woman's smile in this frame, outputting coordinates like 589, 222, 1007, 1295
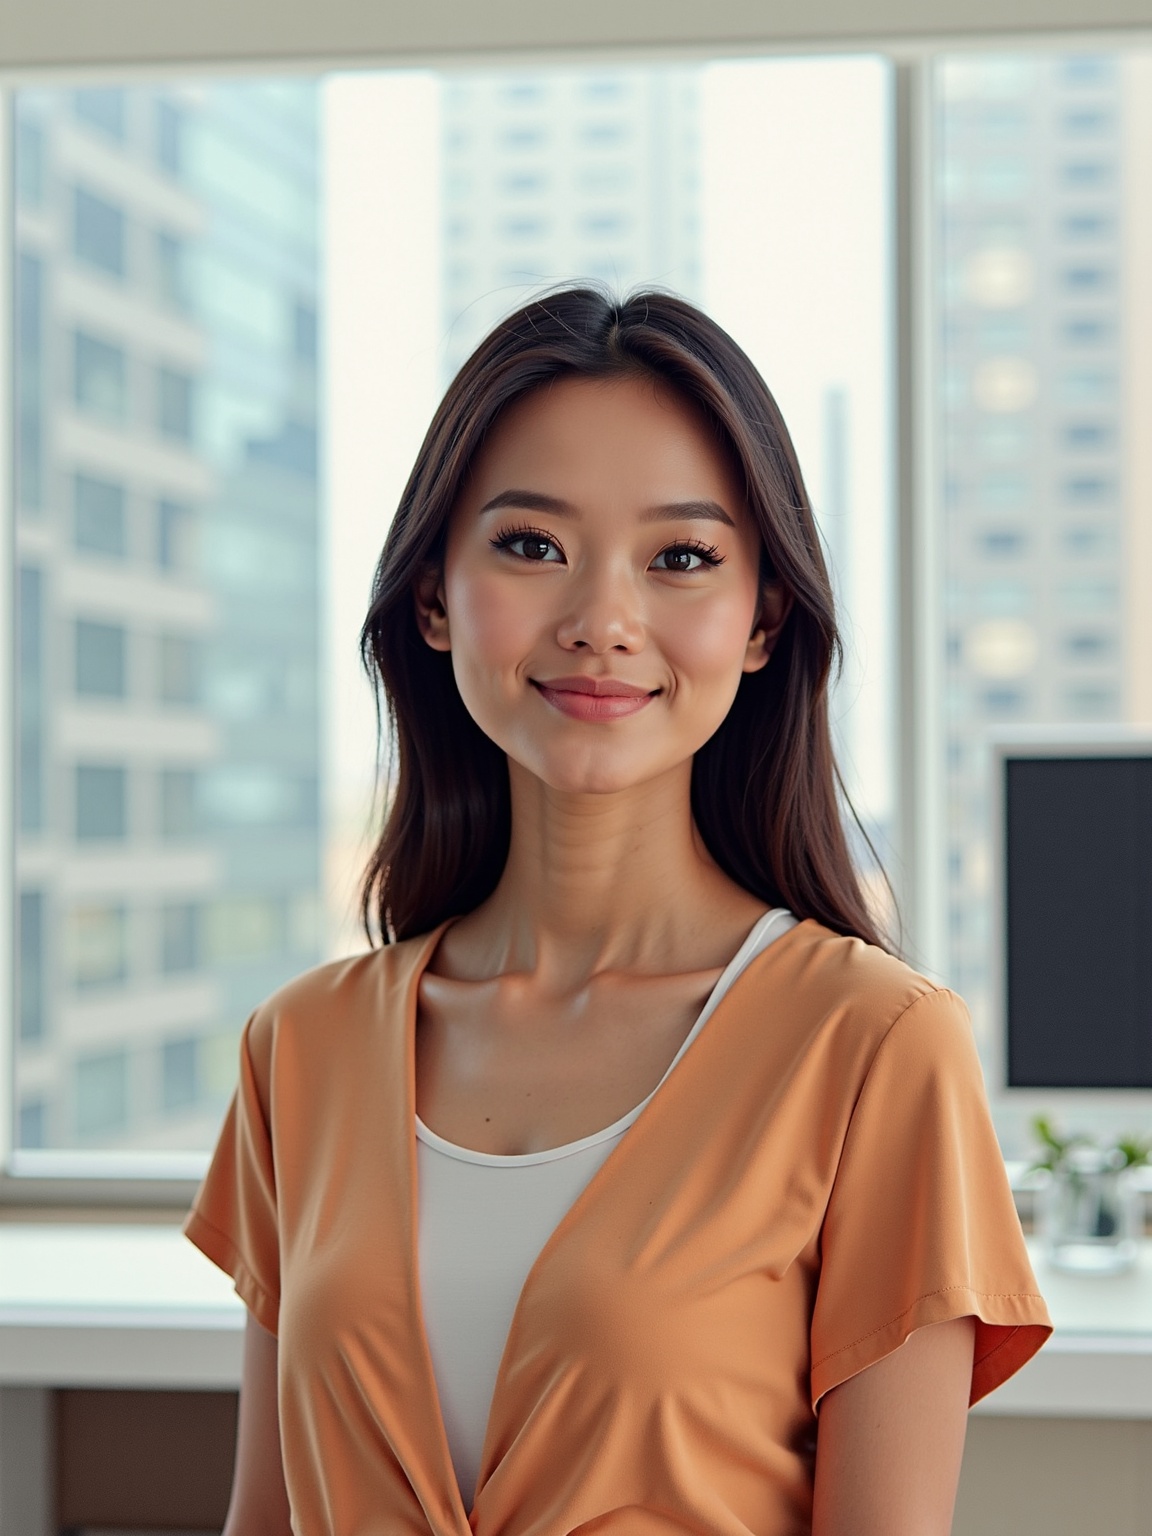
530, 674, 659, 721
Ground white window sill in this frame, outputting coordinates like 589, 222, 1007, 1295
0, 1224, 242, 1390
0, 1225, 1150, 1415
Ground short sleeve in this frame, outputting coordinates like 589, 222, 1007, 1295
810, 987, 1051, 1410
183, 1012, 280, 1334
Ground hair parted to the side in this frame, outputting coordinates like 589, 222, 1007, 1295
359, 285, 894, 951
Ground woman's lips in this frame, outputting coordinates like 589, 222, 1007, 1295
531, 677, 658, 721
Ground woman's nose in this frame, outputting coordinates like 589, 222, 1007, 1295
554, 568, 645, 653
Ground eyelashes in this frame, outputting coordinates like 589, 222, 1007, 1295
488, 523, 726, 570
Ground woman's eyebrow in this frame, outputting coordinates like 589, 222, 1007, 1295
478, 489, 572, 516
640, 499, 735, 528
478, 490, 735, 527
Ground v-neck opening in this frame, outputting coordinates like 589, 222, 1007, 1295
414, 897, 804, 1161
413, 906, 795, 1166
401, 912, 809, 1521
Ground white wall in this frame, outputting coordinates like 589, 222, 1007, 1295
5, 0, 1152, 74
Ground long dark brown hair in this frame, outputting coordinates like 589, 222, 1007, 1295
360, 287, 892, 950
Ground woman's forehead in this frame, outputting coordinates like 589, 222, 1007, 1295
464, 375, 748, 518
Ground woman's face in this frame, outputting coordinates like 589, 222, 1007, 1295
416, 373, 788, 797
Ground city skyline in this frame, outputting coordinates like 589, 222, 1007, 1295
14, 81, 323, 1153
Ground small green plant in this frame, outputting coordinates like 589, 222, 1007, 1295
1029, 1114, 1152, 1175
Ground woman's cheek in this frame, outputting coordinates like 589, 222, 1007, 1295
660, 595, 758, 690
449, 570, 541, 673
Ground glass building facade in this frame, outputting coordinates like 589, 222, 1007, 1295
13, 83, 323, 1153
936, 53, 1144, 1078
440, 67, 701, 382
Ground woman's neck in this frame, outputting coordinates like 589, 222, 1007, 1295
447, 759, 768, 989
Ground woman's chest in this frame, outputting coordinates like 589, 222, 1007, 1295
281, 1110, 824, 1497
414, 968, 722, 1155
279, 1046, 831, 1395
279, 1145, 824, 1536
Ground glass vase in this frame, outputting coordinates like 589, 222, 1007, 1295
1040, 1146, 1141, 1276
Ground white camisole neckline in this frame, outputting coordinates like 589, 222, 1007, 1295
415, 905, 797, 1166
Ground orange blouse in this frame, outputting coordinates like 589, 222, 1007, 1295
185, 917, 1051, 1535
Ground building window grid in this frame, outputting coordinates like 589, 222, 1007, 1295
73, 329, 128, 421
72, 186, 127, 279
17, 565, 44, 834
10, 80, 324, 1161
75, 764, 129, 841
18, 892, 45, 1044
74, 473, 129, 559
936, 55, 1129, 1020
74, 619, 128, 699
72, 88, 127, 142
75, 1049, 130, 1139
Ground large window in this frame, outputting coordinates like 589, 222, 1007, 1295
10, 60, 893, 1164
13, 48, 1152, 1181
933, 49, 1152, 1151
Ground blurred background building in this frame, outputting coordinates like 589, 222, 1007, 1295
439, 68, 701, 382
13, 82, 323, 1152
937, 53, 1152, 1050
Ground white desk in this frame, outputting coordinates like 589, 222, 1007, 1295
973, 1240, 1152, 1419
0, 1225, 1151, 1415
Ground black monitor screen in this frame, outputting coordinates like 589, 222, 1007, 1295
1005, 754, 1152, 1088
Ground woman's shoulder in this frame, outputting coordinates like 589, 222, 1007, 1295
711, 918, 979, 1134
776, 916, 970, 1057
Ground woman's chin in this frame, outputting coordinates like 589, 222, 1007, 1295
516, 750, 682, 799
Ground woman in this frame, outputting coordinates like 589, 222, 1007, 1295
186, 288, 1051, 1536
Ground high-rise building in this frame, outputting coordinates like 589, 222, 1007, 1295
439, 67, 701, 382
13, 82, 323, 1153
937, 53, 1146, 1042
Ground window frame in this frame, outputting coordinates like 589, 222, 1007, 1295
0, 24, 1144, 1207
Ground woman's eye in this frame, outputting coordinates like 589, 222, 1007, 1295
651, 543, 722, 573
517, 536, 559, 562
491, 529, 564, 563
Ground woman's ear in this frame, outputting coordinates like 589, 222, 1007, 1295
743, 579, 793, 673
413, 564, 451, 652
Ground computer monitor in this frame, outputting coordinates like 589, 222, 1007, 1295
990, 729, 1152, 1106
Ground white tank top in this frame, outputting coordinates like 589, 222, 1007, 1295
415, 907, 798, 1506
